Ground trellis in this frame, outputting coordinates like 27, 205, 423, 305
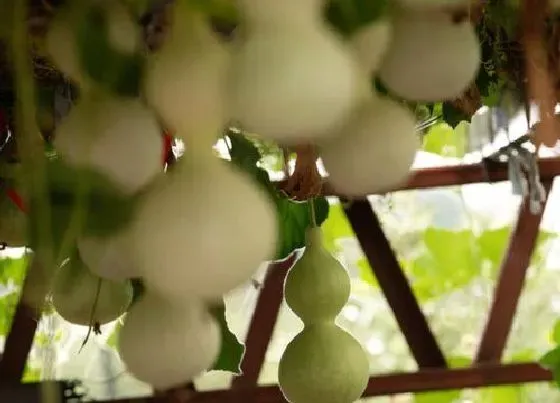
0, 158, 558, 402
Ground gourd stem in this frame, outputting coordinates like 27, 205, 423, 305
309, 197, 317, 228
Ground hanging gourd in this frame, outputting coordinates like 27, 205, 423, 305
228, 0, 366, 144
52, 256, 133, 326
143, 0, 231, 143
118, 293, 221, 390
320, 96, 419, 196
278, 223, 370, 403
378, 9, 481, 102
53, 91, 164, 195
128, 140, 278, 302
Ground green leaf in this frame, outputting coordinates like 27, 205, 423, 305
325, 0, 389, 36
357, 257, 377, 287
415, 390, 461, 403
0, 256, 27, 287
477, 227, 511, 274
275, 197, 329, 260
540, 346, 560, 371
227, 130, 330, 259
210, 302, 245, 374
409, 228, 481, 301
422, 122, 467, 157
441, 102, 469, 128
74, 3, 144, 97
320, 202, 354, 253
106, 321, 123, 349
27, 158, 138, 255
479, 386, 521, 403
0, 291, 19, 336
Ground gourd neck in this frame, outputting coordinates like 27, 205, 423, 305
305, 227, 324, 248
239, 0, 320, 28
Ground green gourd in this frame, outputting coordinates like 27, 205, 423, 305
52, 256, 133, 326
279, 226, 370, 403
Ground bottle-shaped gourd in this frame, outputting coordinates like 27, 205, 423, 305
278, 227, 370, 403
228, 0, 365, 144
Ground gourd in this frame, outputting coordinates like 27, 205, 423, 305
320, 97, 419, 196
350, 19, 393, 75
379, 9, 481, 102
77, 231, 138, 282
394, 0, 471, 11
128, 144, 278, 301
45, 9, 90, 88
118, 293, 221, 390
52, 257, 133, 326
143, 1, 230, 142
278, 227, 369, 403
46, 2, 139, 89
53, 92, 164, 195
228, 0, 365, 144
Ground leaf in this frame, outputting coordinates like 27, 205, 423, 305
74, 3, 144, 97
27, 158, 139, 255
275, 197, 329, 260
325, 0, 389, 36
422, 122, 467, 157
0, 291, 19, 336
441, 102, 469, 128
210, 302, 245, 374
415, 390, 461, 403
479, 386, 521, 403
540, 346, 560, 371
0, 256, 27, 286
321, 202, 354, 253
477, 227, 511, 273
357, 257, 377, 287
227, 130, 330, 259
409, 228, 481, 301
106, 321, 123, 349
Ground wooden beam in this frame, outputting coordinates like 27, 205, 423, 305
343, 200, 447, 368
0, 257, 48, 381
0, 381, 70, 403
110, 363, 552, 403
475, 182, 552, 363
0, 302, 38, 381
276, 157, 560, 196
230, 255, 297, 389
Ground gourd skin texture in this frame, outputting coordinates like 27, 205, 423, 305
118, 294, 221, 390
45, 12, 89, 87
128, 152, 278, 301
143, 6, 230, 141
278, 323, 370, 403
52, 260, 133, 326
379, 10, 481, 102
284, 228, 351, 324
350, 20, 393, 74
228, 1, 363, 143
77, 232, 138, 282
53, 93, 163, 195
320, 97, 419, 196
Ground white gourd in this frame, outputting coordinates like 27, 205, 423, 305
77, 231, 138, 282
128, 147, 278, 301
228, 0, 366, 144
118, 294, 221, 390
52, 259, 133, 326
54, 92, 163, 195
350, 19, 393, 74
320, 97, 419, 196
45, 10, 90, 88
379, 10, 481, 102
46, 3, 140, 89
143, 2, 230, 142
